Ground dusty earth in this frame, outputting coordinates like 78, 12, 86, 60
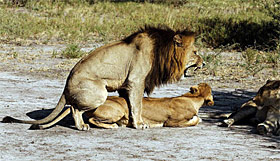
0, 44, 279, 160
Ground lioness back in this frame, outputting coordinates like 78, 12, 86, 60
86, 83, 214, 129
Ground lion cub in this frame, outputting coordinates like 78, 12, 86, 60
85, 83, 214, 128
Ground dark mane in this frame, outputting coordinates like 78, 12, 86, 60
123, 25, 195, 95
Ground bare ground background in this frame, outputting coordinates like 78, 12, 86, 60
0, 44, 279, 160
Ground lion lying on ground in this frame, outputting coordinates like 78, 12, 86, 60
83, 83, 214, 128
223, 80, 280, 136
2, 26, 197, 130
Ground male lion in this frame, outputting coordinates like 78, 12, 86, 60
2, 26, 197, 130
222, 80, 280, 136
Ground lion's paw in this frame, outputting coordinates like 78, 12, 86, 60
222, 118, 234, 127
134, 122, 149, 129
77, 123, 90, 131
111, 123, 119, 128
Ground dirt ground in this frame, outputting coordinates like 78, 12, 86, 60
0, 44, 279, 160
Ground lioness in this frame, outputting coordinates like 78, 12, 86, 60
2, 26, 197, 130
223, 80, 280, 135
83, 83, 214, 128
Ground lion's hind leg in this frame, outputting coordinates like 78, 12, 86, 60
86, 101, 128, 129
181, 115, 200, 127
116, 115, 129, 127
71, 106, 90, 130
222, 101, 257, 127
88, 113, 129, 128
69, 79, 108, 130
164, 115, 200, 127
88, 118, 119, 129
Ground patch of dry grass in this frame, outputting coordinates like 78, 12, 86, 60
0, 0, 279, 50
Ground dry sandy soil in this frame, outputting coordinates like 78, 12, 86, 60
0, 44, 279, 160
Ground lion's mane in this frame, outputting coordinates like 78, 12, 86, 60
123, 25, 195, 95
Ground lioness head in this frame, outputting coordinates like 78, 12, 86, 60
253, 80, 280, 108
189, 83, 214, 106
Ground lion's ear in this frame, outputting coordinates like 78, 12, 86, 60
266, 80, 272, 84
173, 34, 183, 47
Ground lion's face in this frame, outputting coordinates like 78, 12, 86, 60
184, 51, 205, 77
187, 50, 205, 69
189, 83, 214, 106
173, 34, 196, 66
253, 80, 280, 108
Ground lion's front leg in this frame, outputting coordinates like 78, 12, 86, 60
127, 85, 148, 129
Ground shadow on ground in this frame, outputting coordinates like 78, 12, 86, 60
26, 107, 76, 130
201, 89, 257, 121
202, 89, 279, 143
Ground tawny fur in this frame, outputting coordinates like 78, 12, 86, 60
2, 26, 197, 130
84, 83, 214, 128
223, 80, 280, 136
184, 52, 205, 77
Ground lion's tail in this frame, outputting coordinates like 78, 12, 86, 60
2, 94, 66, 125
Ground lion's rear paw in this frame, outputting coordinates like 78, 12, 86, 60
81, 124, 90, 131
134, 122, 149, 129
76, 123, 90, 131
